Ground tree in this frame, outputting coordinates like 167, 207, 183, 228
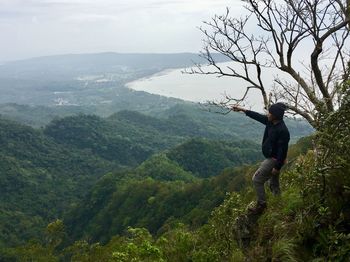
189, 0, 350, 128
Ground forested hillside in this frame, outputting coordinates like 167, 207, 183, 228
64, 139, 261, 244
1, 83, 348, 262
63, 158, 255, 245
0, 108, 275, 249
0, 87, 325, 261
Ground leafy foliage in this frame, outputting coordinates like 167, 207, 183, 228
64, 153, 258, 245
167, 138, 261, 177
0, 117, 113, 247
0, 108, 266, 249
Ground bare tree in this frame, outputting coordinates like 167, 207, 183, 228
188, 0, 350, 128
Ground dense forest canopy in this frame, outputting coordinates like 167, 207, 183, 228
0, 105, 311, 250
1, 81, 348, 262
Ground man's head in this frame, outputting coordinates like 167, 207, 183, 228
268, 103, 287, 122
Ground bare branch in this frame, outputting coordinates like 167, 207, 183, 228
190, 0, 349, 128
200, 85, 259, 115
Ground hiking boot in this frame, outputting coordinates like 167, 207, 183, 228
248, 202, 267, 215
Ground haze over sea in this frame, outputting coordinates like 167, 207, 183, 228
126, 62, 275, 112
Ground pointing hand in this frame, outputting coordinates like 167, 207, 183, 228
271, 168, 280, 175
231, 105, 246, 112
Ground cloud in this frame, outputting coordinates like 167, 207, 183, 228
31, 16, 39, 23
62, 13, 119, 23
0, 0, 243, 22
0, 0, 245, 61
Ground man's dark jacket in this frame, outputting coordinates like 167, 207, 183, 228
245, 110, 290, 170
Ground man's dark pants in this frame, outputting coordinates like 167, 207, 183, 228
252, 158, 281, 204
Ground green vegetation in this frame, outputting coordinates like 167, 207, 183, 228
0, 117, 114, 247
167, 138, 260, 178
2, 83, 348, 261
0, 108, 266, 250
63, 163, 255, 245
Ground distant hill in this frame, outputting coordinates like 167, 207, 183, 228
0, 53, 314, 143
167, 138, 261, 178
0, 53, 226, 80
0, 52, 228, 106
0, 102, 313, 145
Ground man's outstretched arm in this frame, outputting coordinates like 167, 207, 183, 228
232, 106, 268, 125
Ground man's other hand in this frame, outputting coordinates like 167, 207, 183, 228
271, 168, 280, 175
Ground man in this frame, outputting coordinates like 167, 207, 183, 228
232, 103, 290, 214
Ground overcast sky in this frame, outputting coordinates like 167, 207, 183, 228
0, 0, 246, 62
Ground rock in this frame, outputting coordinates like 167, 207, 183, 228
233, 202, 263, 248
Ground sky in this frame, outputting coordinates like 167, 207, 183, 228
0, 0, 245, 62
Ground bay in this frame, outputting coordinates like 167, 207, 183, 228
126, 62, 276, 112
